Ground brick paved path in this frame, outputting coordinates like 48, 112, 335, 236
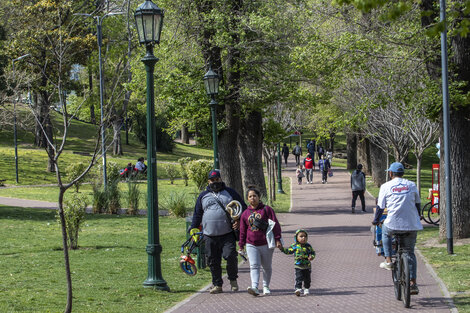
169, 157, 453, 313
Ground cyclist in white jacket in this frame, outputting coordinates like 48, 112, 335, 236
373, 162, 422, 295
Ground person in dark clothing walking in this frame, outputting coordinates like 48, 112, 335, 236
190, 169, 247, 294
317, 145, 324, 160
281, 143, 289, 166
292, 143, 302, 166
318, 155, 330, 184
350, 164, 366, 213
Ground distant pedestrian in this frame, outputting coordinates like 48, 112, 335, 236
279, 229, 315, 296
307, 140, 316, 161
317, 145, 324, 160
303, 153, 314, 184
238, 186, 283, 296
326, 150, 333, 164
296, 165, 304, 185
281, 143, 289, 166
292, 143, 302, 166
351, 164, 366, 213
318, 155, 330, 184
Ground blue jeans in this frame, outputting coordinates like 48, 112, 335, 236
382, 224, 418, 280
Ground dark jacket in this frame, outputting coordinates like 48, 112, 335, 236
190, 185, 246, 236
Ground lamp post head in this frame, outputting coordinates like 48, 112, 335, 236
134, 0, 164, 46
203, 67, 219, 96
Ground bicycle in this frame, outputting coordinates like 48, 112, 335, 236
391, 232, 413, 308
421, 202, 440, 225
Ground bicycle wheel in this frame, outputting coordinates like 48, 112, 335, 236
428, 203, 440, 225
180, 260, 197, 276
421, 202, 433, 224
392, 258, 401, 300
400, 253, 411, 308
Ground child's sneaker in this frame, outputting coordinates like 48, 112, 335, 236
247, 287, 260, 296
295, 289, 302, 296
263, 286, 271, 295
304, 289, 310, 295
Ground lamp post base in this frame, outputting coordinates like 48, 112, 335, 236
143, 278, 170, 291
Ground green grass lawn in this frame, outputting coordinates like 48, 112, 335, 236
416, 227, 470, 313
0, 206, 213, 313
0, 109, 212, 187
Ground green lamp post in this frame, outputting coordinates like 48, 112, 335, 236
134, 0, 169, 291
277, 142, 285, 193
203, 67, 220, 169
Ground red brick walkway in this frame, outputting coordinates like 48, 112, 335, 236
166, 156, 453, 313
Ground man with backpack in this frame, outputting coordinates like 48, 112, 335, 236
293, 143, 302, 166
307, 140, 316, 161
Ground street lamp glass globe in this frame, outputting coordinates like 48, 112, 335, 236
203, 68, 219, 96
134, 0, 164, 45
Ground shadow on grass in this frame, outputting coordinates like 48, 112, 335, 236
50, 245, 139, 251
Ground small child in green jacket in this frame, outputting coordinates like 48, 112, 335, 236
280, 229, 315, 296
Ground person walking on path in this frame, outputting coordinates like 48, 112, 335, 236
351, 163, 366, 213
303, 153, 315, 184
292, 142, 302, 166
307, 140, 316, 161
239, 186, 283, 296
189, 169, 247, 294
296, 165, 304, 185
317, 144, 324, 160
280, 229, 315, 296
318, 155, 330, 184
372, 162, 422, 295
167, 163, 452, 313
281, 143, 289, 166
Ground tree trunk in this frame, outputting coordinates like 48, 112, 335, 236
357, 135, 371, 175
416, 155, 422, 197
112, 116, 122, 155
346, 132, 357, 170
34, 90, 55, 172
420, 0, 470, 239
34, 91, 53, 148
369, 141, 387, 187
57, 187, 73, 313
439, 108, 470, 239
181, 124, 189, 144
329, 132, 335, 152
239, 110, 267, 198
